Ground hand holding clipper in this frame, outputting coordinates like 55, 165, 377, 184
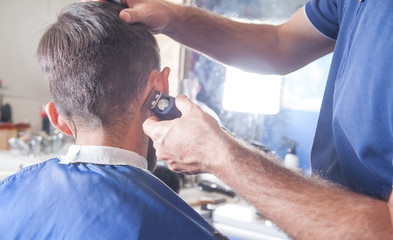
142, 88, 182, 120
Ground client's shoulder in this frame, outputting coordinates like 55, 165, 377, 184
0, 158, 60, 187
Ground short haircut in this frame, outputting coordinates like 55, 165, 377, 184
37, 2, 160, 130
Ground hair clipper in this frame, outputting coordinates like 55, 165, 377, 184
142, 88, 182, 120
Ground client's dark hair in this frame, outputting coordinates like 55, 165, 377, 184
37, 2, 160, 130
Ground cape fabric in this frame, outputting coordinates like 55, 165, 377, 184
0, 146, 224, 239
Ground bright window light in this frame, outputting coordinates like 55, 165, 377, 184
223, 67, 282, 115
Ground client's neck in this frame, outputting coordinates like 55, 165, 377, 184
74, 125, 149, 159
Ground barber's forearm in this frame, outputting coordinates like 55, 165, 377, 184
166, 5, 296, 75
214, 137, 393, 239
166, 5, 334, 75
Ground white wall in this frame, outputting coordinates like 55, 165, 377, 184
0, 0, 75, 132
0, 0, 181, 133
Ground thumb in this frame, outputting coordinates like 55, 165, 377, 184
119, 9, 140, 24
174, 95, 196, 116
142, 116, 162, 140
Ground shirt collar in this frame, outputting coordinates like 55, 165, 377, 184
59, 145, 148, 170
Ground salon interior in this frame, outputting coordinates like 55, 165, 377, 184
0, 0, 333, 239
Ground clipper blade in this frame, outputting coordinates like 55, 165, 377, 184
141, 87, 162, 110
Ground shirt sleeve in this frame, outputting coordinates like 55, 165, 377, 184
305, 0, 339, 40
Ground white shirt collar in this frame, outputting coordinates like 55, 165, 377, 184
59, 145, 148, 170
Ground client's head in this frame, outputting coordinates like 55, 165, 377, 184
37, 2, 169, 167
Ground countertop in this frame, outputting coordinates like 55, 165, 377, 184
0, 150, 57, 180
179, 187, 289, 240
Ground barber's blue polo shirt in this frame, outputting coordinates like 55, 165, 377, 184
305, 0, 393, 200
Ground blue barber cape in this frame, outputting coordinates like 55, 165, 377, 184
0, 158, 221, 239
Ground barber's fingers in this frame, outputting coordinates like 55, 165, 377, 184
142, 95, 196, 139
119, 4, 160, 25
142, 115, 163, 141
174, 95, 197, 116
120, 0, 153, 24
119, 9, 137, 23
119, 1, 174, 34
143, 115, 178, 162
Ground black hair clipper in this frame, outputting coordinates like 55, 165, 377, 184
142, 88, 182, 120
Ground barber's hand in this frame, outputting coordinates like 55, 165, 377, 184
81, 0, 181, 34
143, 95, 229, 174
120, 0, 181, 34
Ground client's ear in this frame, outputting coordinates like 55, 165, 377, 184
148, 67, 170, 94
46, 102, 73, 136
